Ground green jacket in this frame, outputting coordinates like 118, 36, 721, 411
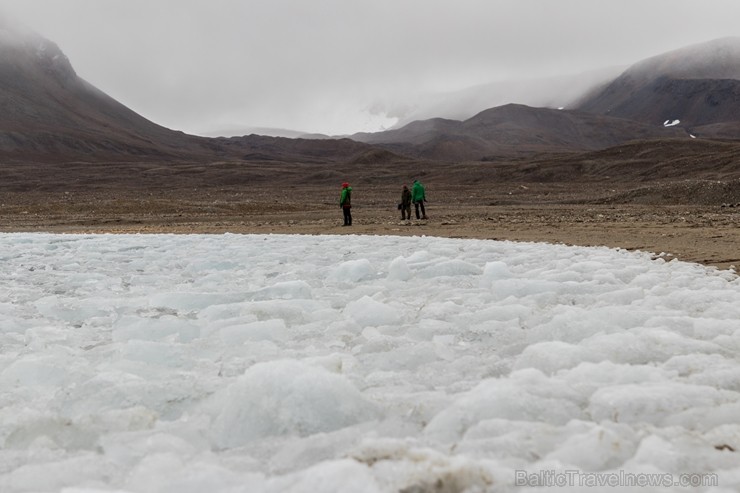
411, 181, 425, 203
340, 186, 352, 207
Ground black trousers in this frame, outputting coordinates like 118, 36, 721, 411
414, 201, 426, 219
343, 207, 352, 225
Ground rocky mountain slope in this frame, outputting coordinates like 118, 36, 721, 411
353, 37, 740, 161
352, 104, 688, 160
0, 19, 222, 162
0, 20, 385, 164
1, 21, 739, 166
576, 37, 740, 137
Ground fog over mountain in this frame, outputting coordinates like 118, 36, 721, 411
1, 0, 740, 136
0, 17, 209, 161
0, 19, 383, 163
382, 66, 625, 130
3, 15, 740, 165
206, 67, 626, 139
348, 36, 740, 161
577, 37, 740, 135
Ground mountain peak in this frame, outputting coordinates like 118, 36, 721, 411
627, 36, 740, 81
576, 37, 740, 130
0, 17, 76, 84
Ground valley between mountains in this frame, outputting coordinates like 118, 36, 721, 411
2, 23, 740, 272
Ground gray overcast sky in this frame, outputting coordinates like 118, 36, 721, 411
1, 0, 739, 136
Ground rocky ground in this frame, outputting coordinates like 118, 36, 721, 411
2, 165, 739, 272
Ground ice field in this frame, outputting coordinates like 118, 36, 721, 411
1, 233, 739, 492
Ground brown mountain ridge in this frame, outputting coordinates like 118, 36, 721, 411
352, 104, 688, 161
355, 37, 740, 161
2, 22, 740, 165
0, 19, 390, 164
576, 37, 740, 136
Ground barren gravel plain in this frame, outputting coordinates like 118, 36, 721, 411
2, 160, 739, 272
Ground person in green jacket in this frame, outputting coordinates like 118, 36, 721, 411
340, 182, 352, 226
411, 180, 427, 220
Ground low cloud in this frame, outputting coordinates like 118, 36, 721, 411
1, 0, 739, 135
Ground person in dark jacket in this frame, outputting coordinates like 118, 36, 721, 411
340, 182, 352, 226
411, 180, 427, 219
400, 184, 412, 220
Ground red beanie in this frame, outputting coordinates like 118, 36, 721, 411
342, 182, 349, 188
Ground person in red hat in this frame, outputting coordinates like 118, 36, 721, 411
339, 182, 352, 226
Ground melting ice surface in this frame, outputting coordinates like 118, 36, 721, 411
1, 233, 739, 492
